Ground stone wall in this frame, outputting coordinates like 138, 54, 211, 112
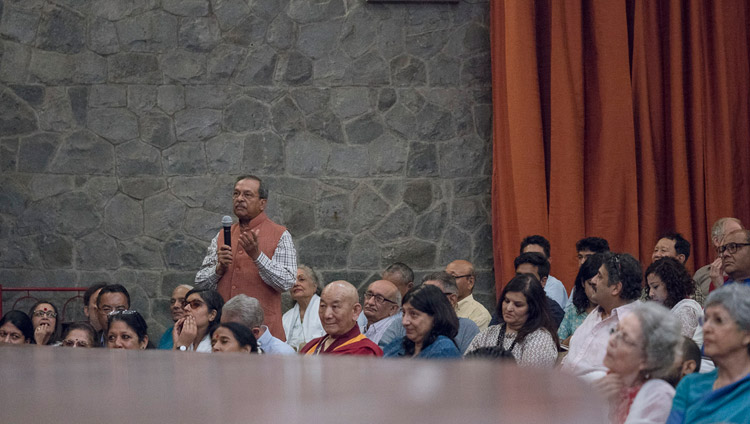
0, 0, 493, 339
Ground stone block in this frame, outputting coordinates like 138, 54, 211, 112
427, 53, 461, 87
109, 53, 161, 84
0, 87, 38, 136
285, 132, 330, 177
54, 191, 103, 237
368, 133, 407, 175
234, 45, 277, 86
169, 176, 217, 208
244, 87, 285, 103
91, 0, 159, 21
128, 85, 157, 111
0, 7, 40, 44
179, 17, 221, 52
372, 205, 415, 241
405, 7, 452, 36
406, 142, 438, 177
89, 85, 126, 108
223, 97, 270, 132
80, 176, 119, 208
331, 87, 370, 120
439, 136, 489, 177
162, 0, 209, 17
345, 51, 389, 85
473, 103, 492, 139
306, 109, 344, 143
348, 234, 380, 269
406, 29, 450, 59
0, 41, 30, 84
312, 51, 348, 85
316, 192, 349, 230
162, 50, 206, 83
28, 174, 74, 201
275, 195, 315, 237
164, 234, 206, 271
115, 140, 162, 176
415, 103, 455, 141
183, 208, 223, 241
439, 226, 472, 265
340, 7, 376, 58
282, 51, 313, 85
162, 143, 207, 175
37, 5, 86, 54
349, 185, 389, 233
212, 0, 250, 30
157, 85, 185, 115
0, 137, 18, 172
376, 16, 405, 60
120, 177, 167, 199
381, 239, 437, 269
224, 14, 269, 46
36, 234, 74, 268
161, 271, 199, 296
28, 49, 73, 85
472, 223, 494, 269
48, 130, 114, 174
296, 18, 341, 60
383, 104, 416, 139
9, 84, 45, 107
68, 86, 88, 127
36, 87, 73, 132
204, 133, 243, 173
142, 193, 187, 241
372, 179, 405, 205
390, 55, 426, 86
377, 88, 396, 111
415, 203, 448, 241
297, 231, 352, 268
88, 17, 118, 55
253, 0, 290, 20
454, 177, 490, 197
291, 87, 329, 115
174, 108, 222, 142
104, 193, 143, 239
327, 145, 369, 177
139, 112, 176, 149
207, 44, 246, 81
266, 13, 296, 51
185, 85, 232, 109
0, 176, 27, 216
452, 197, 487, 232
18, 132, 59, 172
403, 179, 433, 214
344, 113, 383, 145
270, 96, 305, 136
118, 236, 165, 269
113, 269, 162, 299
87, 108, 139, 143
399, 89, 426, 113
0, 236, 42, 269
461, 54, 491, 86
287, 0, 345, 24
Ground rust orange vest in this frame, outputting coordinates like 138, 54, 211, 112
217, 212, 287, 341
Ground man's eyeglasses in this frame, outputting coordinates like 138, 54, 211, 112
100, 305, 127, 314
364, 292, 396, 305
32, 310, 57, 318
170, 298, 186, 306
107, 309, 139, 317
717, 242, 750, 255
182, 300, 205, 309
450, 274, 472, 280
62, 339, 90, 348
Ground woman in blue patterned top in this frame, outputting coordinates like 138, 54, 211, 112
558, 254, 603, 348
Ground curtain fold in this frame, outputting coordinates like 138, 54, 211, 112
491, 0, 750, 296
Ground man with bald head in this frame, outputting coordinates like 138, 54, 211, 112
362, 280, 401, 344
446, 260, 491, 330
719, 229, 750, 286
381, 262, 414, 297
159, 284, 193, 349
300, 281, 383, 356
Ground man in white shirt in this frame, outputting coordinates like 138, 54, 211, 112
520, 235, 567, 309
560, 252, 643, 382
362, 280, 401, 345
446, 259, 491, 330
221, 294, 294, 355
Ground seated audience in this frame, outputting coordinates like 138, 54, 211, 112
362, 280, 401, 345
648, 232, 705, 305
211, 322, 258, 353
507, 252, 564, 329
693, 217, 742, 296
61, 322, 97, 348
173, 288, 224, 353
96, 284, 131, 345
465, 274, 558, 367
446, 259, 492, 330
222, 294, 294, 355
158, 284, 193, 350
83, 283, 106, 334
29, 300, 60, 345
282, 265, 325, 351
383, 284, 461, 359
521, 235, 568, 309
646, 257, 703, 340
300, 280, 382, 356
0, 311, 34, 345
380, 273, 480, 354
377, 262, 417, 347
593, 303, 681, 424
106, 310, 149, 350
718, 229, 750, 286
558, 255, 603, 347
667, 284, 750, 423
560, 252, 643, 382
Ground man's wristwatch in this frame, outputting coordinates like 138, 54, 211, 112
178, 345, 187, 351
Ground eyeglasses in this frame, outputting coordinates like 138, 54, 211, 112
182, 300, 205, 309
0, 330, 24, 341
609, 327, 641, 349
100, 305, 127, 314
364, 292, 396, 305
62, 339, 91, 348
716, 242, 750, 255
32, 310, 57, 318
232, 191, 257, 199
169, 298, 186, 306
108, 309, 139, 317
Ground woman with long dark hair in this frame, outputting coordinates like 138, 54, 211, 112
558, 255, 603, 348
173, 288, 224, 353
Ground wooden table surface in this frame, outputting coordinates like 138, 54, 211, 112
0, 345, 607, 424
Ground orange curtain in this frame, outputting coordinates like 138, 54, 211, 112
491, 0, 750, 295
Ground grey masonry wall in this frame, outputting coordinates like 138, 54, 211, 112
0, 0, 493, 340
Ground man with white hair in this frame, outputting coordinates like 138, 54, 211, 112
693, 217, 743, 297
222, 294, 294, 355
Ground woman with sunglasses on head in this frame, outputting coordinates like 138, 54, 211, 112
107, 310, 149, 350
173, 288, 224, 353
211, 322, 258, 353
61, 322, 97, 348
0, 310, 34, 345
29, 300, 60, 345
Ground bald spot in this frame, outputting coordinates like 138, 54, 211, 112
446, 259, 474, 275
173, 284, 192, 296
322, 280, 359, 305
369, 280, 399, 298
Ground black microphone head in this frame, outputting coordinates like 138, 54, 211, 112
222, 215, 233, 228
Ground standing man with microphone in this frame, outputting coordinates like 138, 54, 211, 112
195, 175, 297, 341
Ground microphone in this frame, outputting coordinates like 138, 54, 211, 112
222, 216, 232, 247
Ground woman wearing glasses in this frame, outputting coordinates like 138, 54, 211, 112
107, 310, 149, 350
61, 322, 97, 348
594, 302, 681, 424
29, 300, 60, 345
383, 284, 461, 359
173, 288, 224, 352
282, 265, 325, 351
645, 257, 703, 341
0, 310, 34, 345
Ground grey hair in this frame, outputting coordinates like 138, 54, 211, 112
705, 284, 750, 332
421, 271, 458, 295
223, 294, 264, 329
632, 302, 682, 380
392, 290, 403, 307
712, 217, 742, 241
297, 264, 323, 295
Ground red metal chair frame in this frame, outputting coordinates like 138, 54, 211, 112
0, 285, 87, 322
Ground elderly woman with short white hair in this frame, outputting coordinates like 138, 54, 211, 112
282, 265, 325, 351
594, 302, 682, 424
